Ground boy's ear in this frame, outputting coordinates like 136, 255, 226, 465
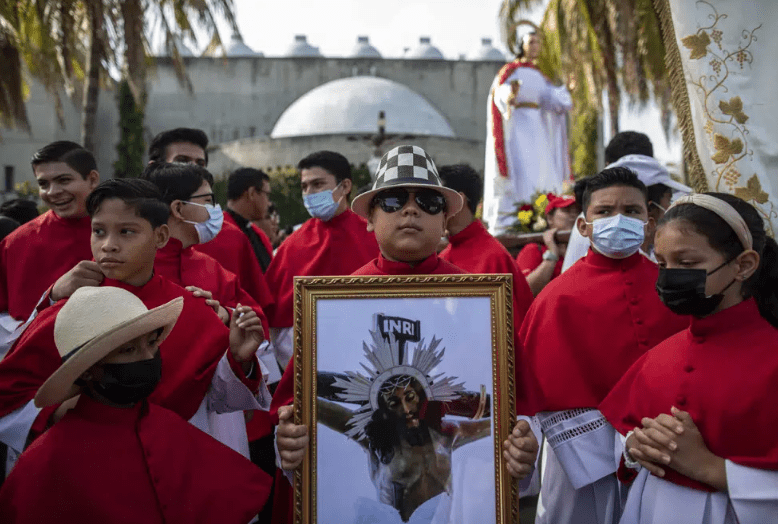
576, 215, 590, 238
86, 169, 100, 190
366, 208, 375, 232
154, 224, 170, 249
169, 200, 185, 220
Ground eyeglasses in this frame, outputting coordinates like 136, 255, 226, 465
371, 188, 446, 215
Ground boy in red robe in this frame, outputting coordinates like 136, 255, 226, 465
264, 151, 379, 367
0, 286, 271, 523
518, 167, 689, 524
0, 178, 270, 475
143, 162, 268, 332
438, 164, 534, 325
0, 142, 100, 351
272, 146, 539, 523
146, 127, 276, 321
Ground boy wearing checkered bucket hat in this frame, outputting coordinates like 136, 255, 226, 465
271, 146, 539, 520
0, 287, 271, 523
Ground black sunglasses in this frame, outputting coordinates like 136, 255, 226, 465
371, 187, 447, 215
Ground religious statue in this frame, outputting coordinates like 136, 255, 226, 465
483, 25, 573, 235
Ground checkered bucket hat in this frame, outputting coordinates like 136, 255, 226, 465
351, 145, 463, 218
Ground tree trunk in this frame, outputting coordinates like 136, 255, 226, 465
121, 0, 146, 103
80, 0, 103, 153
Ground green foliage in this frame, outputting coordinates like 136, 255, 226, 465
570, 107, 598, 179
113, 80, 145, 178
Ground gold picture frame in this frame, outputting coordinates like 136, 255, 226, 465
292, 274, 517, 524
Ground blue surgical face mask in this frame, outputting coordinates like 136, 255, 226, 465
585, 213, 646, 259
303, 183, 342, 221
183, 202, 224, 243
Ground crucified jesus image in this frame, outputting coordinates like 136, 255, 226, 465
317, 317, 491, 522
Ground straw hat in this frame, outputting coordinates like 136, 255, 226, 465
351, 145, 463, 219
34, 287, 183, 408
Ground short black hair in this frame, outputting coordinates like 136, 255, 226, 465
85, 179, 169, 228
297, 151, 351, 183
582, 167, 648, 213
0, 198, 39, 224
0, 216, 20, 241
141, 162, 214, 204
647, 183, 672, 208
31, 141, 97, 179
604, 131, 653, 164
227, 167, 270, 200
438, 164, 482, 214
147, 128, 209, 165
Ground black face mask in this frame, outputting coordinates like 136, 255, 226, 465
93, 351, 162, 405
656, 260, 737, 317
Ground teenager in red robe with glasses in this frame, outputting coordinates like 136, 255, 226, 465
143, 162, 272, 460
0, 179, 271, 477
438, 164, 534, 324
0, 286, 271, 523
146, 127, 276, 324
272, 146, 539, 523
518, 167, 688, 524
0, 142, 100, 353
599, 193, 778, 524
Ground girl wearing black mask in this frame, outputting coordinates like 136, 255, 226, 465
599, 192, 778, 524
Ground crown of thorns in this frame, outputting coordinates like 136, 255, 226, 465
332, 329, 465, 442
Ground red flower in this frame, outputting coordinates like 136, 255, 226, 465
519, 204, 533, 211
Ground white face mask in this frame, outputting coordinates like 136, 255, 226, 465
182, 202, 224, 244
585, 214, 646, 259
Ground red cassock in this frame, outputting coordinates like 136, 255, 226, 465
0, 211, 92, 320
269, 253, 465, 524
518, 250, 688, 415
440, 220, 534, 324
515, 243, 564, 280
156, 237, 269, 334
599, 298, 778, 491
263, 210, 379, 328
0, 275, 252, 439
194, 219, 275, 313
0, 395, 270, 524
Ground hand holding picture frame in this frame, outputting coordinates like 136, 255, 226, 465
292, 274, 518, 524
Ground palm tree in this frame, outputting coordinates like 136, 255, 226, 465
500, 0, 670, 177
0, 0, 239, 151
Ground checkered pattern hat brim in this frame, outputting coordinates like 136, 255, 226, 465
351, 145, 463, 219
375, 145, 440, 186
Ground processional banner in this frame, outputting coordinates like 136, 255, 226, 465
654, 0, 778, 234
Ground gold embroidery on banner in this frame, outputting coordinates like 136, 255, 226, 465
679, 1, 776, 234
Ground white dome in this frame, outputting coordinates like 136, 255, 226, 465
223, 34, 261, 57
406, 37, 444, 60
350, 36, 381, 58
286, 35, 322, 57
271, 76, 455, 138
469, 38, 505, 61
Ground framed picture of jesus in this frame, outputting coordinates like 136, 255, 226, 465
291, 273, 518, 524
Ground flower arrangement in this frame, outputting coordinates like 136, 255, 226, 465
508, 191, 551, 234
